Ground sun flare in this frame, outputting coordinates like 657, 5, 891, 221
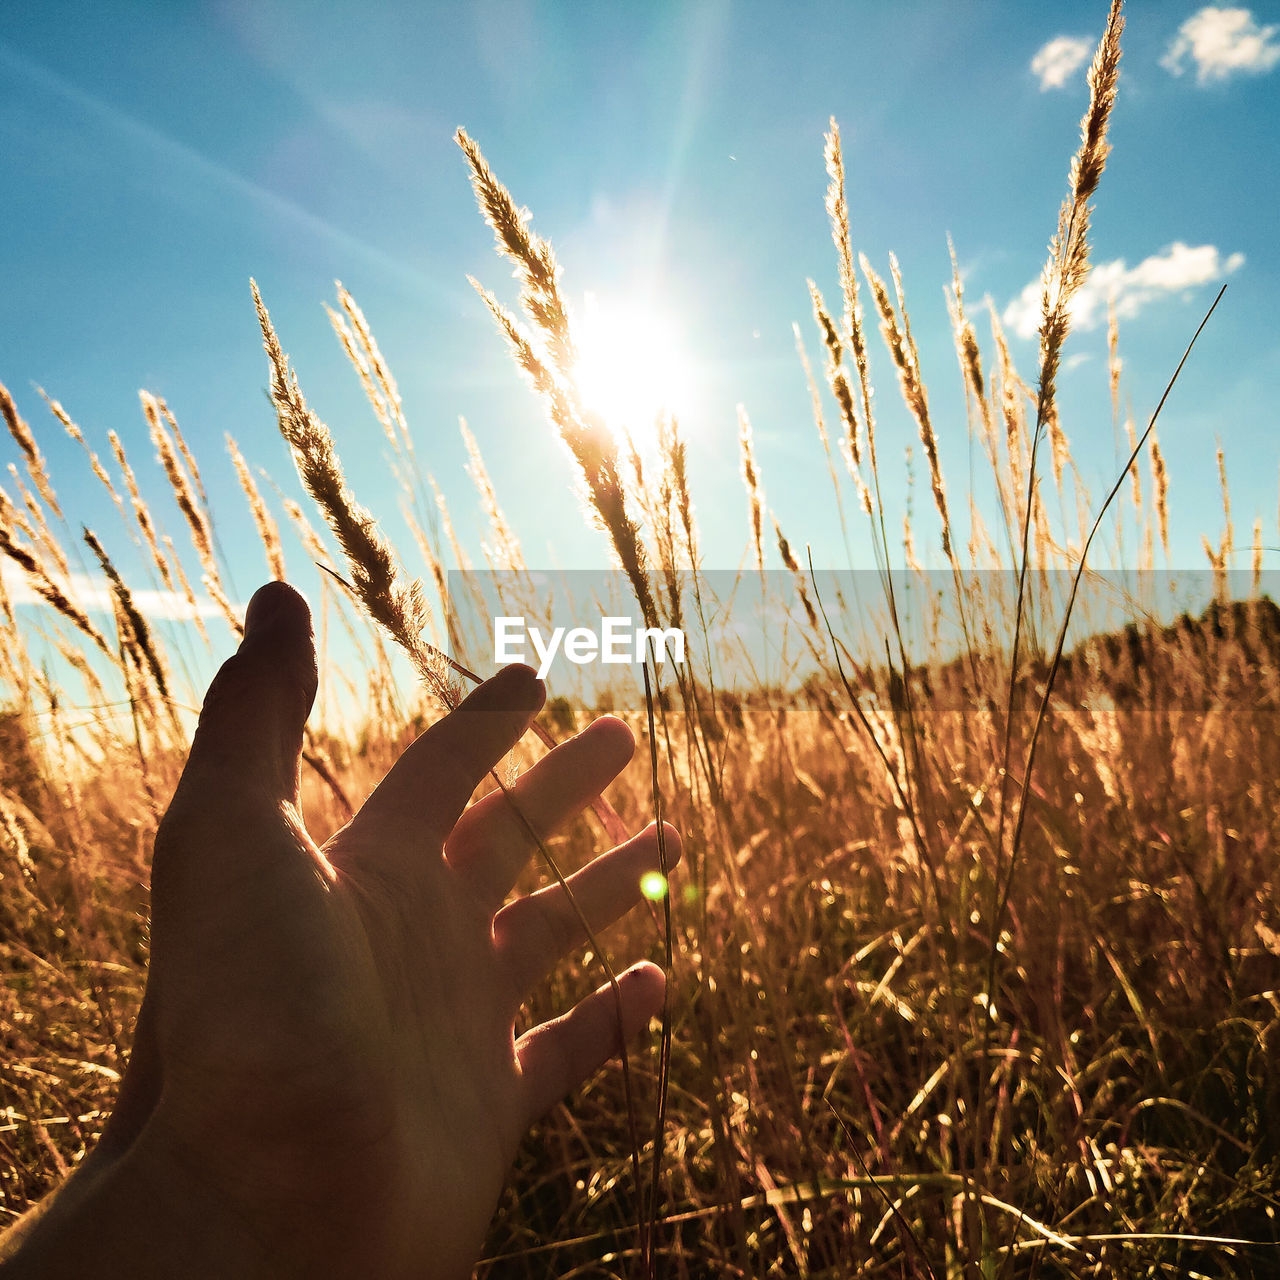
570, 291, 694, 451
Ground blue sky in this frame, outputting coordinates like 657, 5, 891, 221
1, 1, 1277, 671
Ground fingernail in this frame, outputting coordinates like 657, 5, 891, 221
244, 587, 284, 635
244, 582, 309, 637
490, 662, 546, 712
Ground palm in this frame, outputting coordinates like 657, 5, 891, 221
105, 584, 673, 1279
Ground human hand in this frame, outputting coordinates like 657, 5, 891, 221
4, 581, 677, 1278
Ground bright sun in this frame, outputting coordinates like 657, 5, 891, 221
570, 291, 694, 451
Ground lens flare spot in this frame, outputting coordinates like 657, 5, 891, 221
640, 870, 669, 901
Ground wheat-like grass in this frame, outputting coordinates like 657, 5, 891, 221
792, 323, 870, 663
326, 294, 399, 452
402, 505, 455, 654
6, 466, 69, 581
665, 416, 698, 574
0, 790, 34, 878
772, 516, 820, 638
54, 637, 111, 737
456, 129, 576, 378
1124, 410, 1142, 515
0, 520, 112, 660
458, 133, 658, 631
793, 324, 834, 485
202, 573, 243, 639
335, 284, 412, 457
160, 532, 209, 647
83, 527, 177, 735
1046, 402, 1071, 500
226, 434, 286, 581
139, 394, 222, 610
737, 406, 765, 576
460, 417, 526, 572
253, 279, 456, 707
862, 253, 954, 563
106, 430, 178, 596
41, 391, 126, 519
1217, 440, 1233, 568
0, 557, 28, 698
155, 395, 208, 509
0, 381, 62, 520
807, 281, 862, 474
823, 119, 877, 474
947, 240, 995, 457
1036, 0, 1123, 430
1107, 298, 1123, 423
278, 494, 386, 679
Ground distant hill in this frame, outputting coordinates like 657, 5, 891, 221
883, 596, 1280, 713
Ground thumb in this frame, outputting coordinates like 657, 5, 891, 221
179, 581, 318, 807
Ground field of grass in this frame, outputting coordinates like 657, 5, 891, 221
4, 4, 1280, 1275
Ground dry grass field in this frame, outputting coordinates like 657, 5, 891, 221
4, 4, 1280, 1274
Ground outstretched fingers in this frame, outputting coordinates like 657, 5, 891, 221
516, 961, 666, 1126
349, 663, 545, 858
493, 822, 681, 998
446, 715, 636, 908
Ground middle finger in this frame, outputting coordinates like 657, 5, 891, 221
445, 715, 636, 909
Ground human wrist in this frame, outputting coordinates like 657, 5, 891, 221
0, 1125, 273, 1278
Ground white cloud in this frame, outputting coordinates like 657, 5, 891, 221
1003, 242, 1245, 339
1161, 7, 1280, 83
1031, 36, 1093, 90
0, 561, 228, 624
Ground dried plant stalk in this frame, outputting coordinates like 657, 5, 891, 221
457, 130, 657, 630
83, 526, 178, 735
43, 391, 126, 517
139, 394, 219, 601
862, 253, 954, 561
460, 418, 526, 572
253, 280, 456, 708
156, 395, 208, 508
0, 380, 61, 518
107, 430, 177, 594
0, 523, 112, 659
1036, 0, 1124, 430
227, 433, 286, 581
738, 406, 765, 574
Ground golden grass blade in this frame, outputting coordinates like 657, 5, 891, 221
106, 429, 177, 594
0, 522, 113, 660
253, 279, 456, 708
460, 417, 526, 572
862, 254, 954, 562
83, 526, 179, 737
6, 465, 69, 581
139, 393, 221, 605
1149, 430, 1169, 559
161, 531, 210, 647
226, 433, 286, 581
456, 128, 576, 378
1036, 0, 1124, 433
458, 135, 658, 630
0, 381, 62, 519
737, 406, 765, 576
42, 390, 127, 518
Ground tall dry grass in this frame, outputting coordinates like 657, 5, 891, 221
4, 3, 1280, 1274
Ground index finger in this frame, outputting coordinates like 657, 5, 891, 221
349, 663, 545, 855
